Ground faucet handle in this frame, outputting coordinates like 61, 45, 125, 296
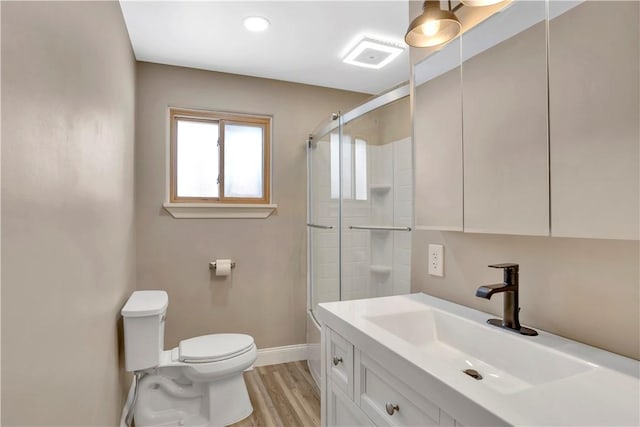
488, 263, 519, 270
489, 263, 519, 285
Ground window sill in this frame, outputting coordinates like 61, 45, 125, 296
163, 202, 277, 219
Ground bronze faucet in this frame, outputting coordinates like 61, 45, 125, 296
476, 263, 538, 336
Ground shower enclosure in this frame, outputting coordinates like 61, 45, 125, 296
306, 85, 412, 384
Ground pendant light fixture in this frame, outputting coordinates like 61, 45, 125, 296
405, 1, 462, 48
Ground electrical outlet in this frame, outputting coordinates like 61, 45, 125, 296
428, 244, 444, 277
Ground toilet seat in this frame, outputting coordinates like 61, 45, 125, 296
178, 334, 254, 363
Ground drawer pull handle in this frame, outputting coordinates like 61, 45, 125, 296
385, 403, 399, 416
332, 356, 343, 366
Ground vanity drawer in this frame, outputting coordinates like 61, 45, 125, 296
326, 328, 354, 399
358, 353, 440, 427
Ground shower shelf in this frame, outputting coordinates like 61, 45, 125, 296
370, 265, 392, 274
369, 184, 391, 193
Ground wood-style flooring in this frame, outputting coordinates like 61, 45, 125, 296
230, 361, 321, 427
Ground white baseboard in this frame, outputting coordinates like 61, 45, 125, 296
253, 344, 309, 367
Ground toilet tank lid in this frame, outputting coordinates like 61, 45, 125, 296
121, 291, 168, 317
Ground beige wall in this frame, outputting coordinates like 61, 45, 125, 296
344, 96, 410, 146
135, 62, 367, 349
412, 232, 640, 360
1, 1, 136, 425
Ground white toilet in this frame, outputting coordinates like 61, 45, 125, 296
121, 290, 257, 427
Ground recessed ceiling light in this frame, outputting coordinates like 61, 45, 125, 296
243, 16, 270, 32
342, 37, 404, 69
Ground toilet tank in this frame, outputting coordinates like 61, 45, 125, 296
121, 290, 168, 372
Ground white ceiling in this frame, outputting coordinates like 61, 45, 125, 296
119, 1, 410, 95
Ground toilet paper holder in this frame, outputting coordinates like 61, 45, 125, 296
209, 261, 236, 270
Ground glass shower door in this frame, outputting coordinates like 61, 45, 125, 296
306, 88, 412, 389
340, 96, 412, 300
308, 115, 341, 316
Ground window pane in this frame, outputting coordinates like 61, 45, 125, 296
342, 134, 353, 200
355, 138, 368, 200
330, 132, 339, 199
176, 120, 219, 198
224, 124, 264, 198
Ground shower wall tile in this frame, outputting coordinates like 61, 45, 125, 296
310, 134, 413, 305
316, 232, 338, 248
342, 198, 372, 301
393, 137, 413, 295
398, 170, 413, 187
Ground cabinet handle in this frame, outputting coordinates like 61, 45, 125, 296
332, 356, 343, 366
385, 403, 399, 416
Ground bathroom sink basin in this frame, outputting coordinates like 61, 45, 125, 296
318, 293, 639, 426
364, 308, 595, 394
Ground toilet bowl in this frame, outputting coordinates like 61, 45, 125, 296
122, 291, 257, 427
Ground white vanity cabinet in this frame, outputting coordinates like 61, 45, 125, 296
326, 329, 354, 400
319, 294, 640, 427
327, 381, 375, 427
323, 326, 466, 427
357, 352, 456, 427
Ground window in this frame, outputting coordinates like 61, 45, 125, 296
169, 108, 271, 204
330, 133, 368, 201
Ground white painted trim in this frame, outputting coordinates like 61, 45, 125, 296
163, 202, 277, 219
253, 344, 309, 367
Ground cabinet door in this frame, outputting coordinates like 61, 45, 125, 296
549, 1, 639, 240
462, 2, 549, 236
327, 381, 375, 427
326, 328, 354, 399
414, 38, 463, 231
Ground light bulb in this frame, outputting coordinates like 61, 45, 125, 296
421, 20, 440, 37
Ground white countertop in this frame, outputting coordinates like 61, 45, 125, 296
317, 293, 640, 426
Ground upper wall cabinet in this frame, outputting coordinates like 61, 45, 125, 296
413, 38, 463, 231
411, 0, 638, 240
462, 2, 549, 236
548, 1, 639, 240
